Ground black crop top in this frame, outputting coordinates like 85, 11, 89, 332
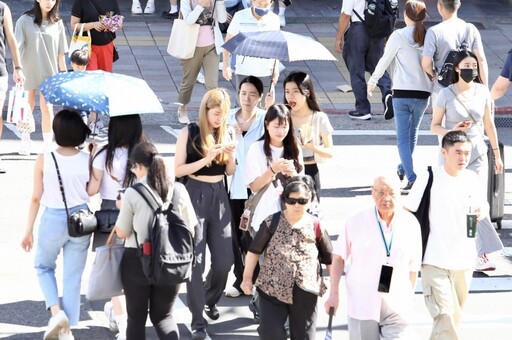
186, 123, 226, 176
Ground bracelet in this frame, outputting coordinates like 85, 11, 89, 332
14, 66, 23, 70
269, 166, 276, 174
493, 148, 499, 151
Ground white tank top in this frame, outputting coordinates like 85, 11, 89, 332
41, 151, 90, 209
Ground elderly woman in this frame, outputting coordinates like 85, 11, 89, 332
241, 176, 333, 340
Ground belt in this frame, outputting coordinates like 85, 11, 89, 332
350, 21, 364, 26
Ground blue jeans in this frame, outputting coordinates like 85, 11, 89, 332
342, 24, 391, 114
394, 97, 429, 183
34, 205, 91, 326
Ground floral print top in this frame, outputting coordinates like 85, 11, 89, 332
250, 212, 333, 304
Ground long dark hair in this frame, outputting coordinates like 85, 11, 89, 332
450, 49, 482, 84
91, 114, 145, 188
283, 71, 321, 112
130, 143, 170, 201
25, 0, 61, 26
260, 104, 303, 174
405, 0, 427, 47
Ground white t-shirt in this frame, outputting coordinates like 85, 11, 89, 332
92, 147, 129, 200
244, 140, 303, 231
227, 7, 280, 77
333, 206, 422, 322
341, 0, 366, 22
404, 166, 488, 270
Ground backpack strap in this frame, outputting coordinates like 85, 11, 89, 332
132, 183, 162, 213
268, 211, 282, 234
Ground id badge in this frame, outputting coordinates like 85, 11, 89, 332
378, 265, 393, 293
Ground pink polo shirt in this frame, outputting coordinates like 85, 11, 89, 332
333, 206, 422, 322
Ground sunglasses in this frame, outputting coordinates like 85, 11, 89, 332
285, 197, 309, 205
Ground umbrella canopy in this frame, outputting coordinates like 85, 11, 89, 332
222, 30, 337, 62
39, 70, 163, 117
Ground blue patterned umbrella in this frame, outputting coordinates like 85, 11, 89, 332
39, 70, 163, 116
222, 30, 337, 62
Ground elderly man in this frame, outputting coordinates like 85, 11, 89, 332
405, 131, 488, 339
325, 175, 422, 339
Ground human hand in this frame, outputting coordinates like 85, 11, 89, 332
226, 13, 233, 24
198, 0, 210, 8
222, 65, 232, 81
264, 89, 275, 110
13, 69, 26, 85
241, 279, 253, 295
206, 144, 224, 163
92, 21, 106, 32
300, 138, 314, 152
324, 294, 339, 316
88, 140, 98, 156
454, 120, 471, 131
494, 156, 504, 174
222, 142, 237, 155
367, 82, 376, 96
335, 38, 344, 54
21, 232, 33, 252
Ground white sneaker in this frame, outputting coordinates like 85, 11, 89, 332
44, 310, 69, 340
58, 330, 74, 340
131, 3, 143, 14
178, 114, 190, 124
115, 317, 127, 340
144, 1, 155, 14
225, 286, 241, 298
104, 301, 119, 332
279, 14, 286, 27
475, 253, 496, 271
196, 71, 205, 84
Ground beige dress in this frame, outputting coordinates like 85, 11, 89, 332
15, 14, 67, 90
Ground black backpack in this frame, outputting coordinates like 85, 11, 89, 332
132, 182, 194, 286
437, 25, 471, 87
354, 0, 398, 39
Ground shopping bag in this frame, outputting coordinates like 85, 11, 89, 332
86, 230, 124, 301
166, 13, 199, 60
6, 85, 35, 133
68, 24, 91, 58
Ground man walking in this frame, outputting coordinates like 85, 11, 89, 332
335, 0, 393, 120
325, 175, 422, 339
491, 48, 512, 100
405, 131, 488, 339
422, 0, 488, 103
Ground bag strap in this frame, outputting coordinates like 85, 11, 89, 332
268, 211, 282, 234
50, 152, 70, 220
448, 86, 486, 138
38, 30, 57, 75
132, 183, 162, 213
353, 9, 364, 23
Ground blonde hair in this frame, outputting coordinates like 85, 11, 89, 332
196, 88, 232, 165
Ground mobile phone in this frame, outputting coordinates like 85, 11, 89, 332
378, 265, 393, 293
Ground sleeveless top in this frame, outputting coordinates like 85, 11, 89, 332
186, 123, 226, 176
0, 3, 7, 76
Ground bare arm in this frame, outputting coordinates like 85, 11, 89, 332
87, 167, 103, 196
222, 33, 234, 81
422, 55, 435, 79
324, 254, 345, 315
241, 251, 260, 295
490, 76, 511, 100
410, 271, 418, 289
430, 105, 449, 137
70, 15, 105, 33
335, 13, 350, 54
58, 53, 67, 72
482, 101, 503, 173
3, 6, 25, 83
21, 155, 44, 252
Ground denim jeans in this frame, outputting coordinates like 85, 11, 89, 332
342, 24, 392, 114
34, 204, 91, 326
394, 97, 429, 184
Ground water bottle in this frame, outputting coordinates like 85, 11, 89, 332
390, 0, 398, 10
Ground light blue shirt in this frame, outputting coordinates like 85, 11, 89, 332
227, 108, 266, 199
225, 0, 249, 8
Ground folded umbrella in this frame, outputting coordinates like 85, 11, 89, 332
39, 70, 163, 117
325, 307, 334, 340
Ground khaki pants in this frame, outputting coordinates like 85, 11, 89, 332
178, 44, 218, 105
421, 264, 472, 340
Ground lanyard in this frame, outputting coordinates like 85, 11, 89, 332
375, 207, 394, 257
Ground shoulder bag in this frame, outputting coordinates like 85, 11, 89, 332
167, 0, 200, 60
68, 24, 92, 58
50, 152, 97, 237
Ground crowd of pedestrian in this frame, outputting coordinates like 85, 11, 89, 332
0, 0, 508, 339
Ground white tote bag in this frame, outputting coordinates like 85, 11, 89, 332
68, 24, 91, 58
167, 13, 199, 60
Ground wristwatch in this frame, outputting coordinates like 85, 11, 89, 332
15, 66, 23, 71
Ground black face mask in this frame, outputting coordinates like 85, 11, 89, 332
459, 68, 478, 83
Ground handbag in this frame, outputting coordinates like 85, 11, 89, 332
86, 229, 124, 300
50, 152, 97, 237
412, 166, 433, 260
95, 209, 120, 233
68, 24, 92, 57
167, 3, 200, 60
240, 181, 272, 232
6, 85, 35, 134
113, 45, 119, 62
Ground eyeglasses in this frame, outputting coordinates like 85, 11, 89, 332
284, 197, 309, 205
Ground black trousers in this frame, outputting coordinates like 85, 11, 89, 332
229, 197, 260, 289
120, 248, 181, 340
257, 285, 318, 340
304, 163, 321, 201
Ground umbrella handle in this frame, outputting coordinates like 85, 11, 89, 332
269, 59, 278, 91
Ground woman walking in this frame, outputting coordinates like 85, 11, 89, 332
431, 49, 504, 271
87, 114, 145, 339
368, 0, 432, 192
241, 176, 333, 339
174, 88, 236, 340
20, 109, 91, 340
283, 71, 333, 200
15, 0, 68, 153
176, 0, 227, 124
115, 142, 197, 339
